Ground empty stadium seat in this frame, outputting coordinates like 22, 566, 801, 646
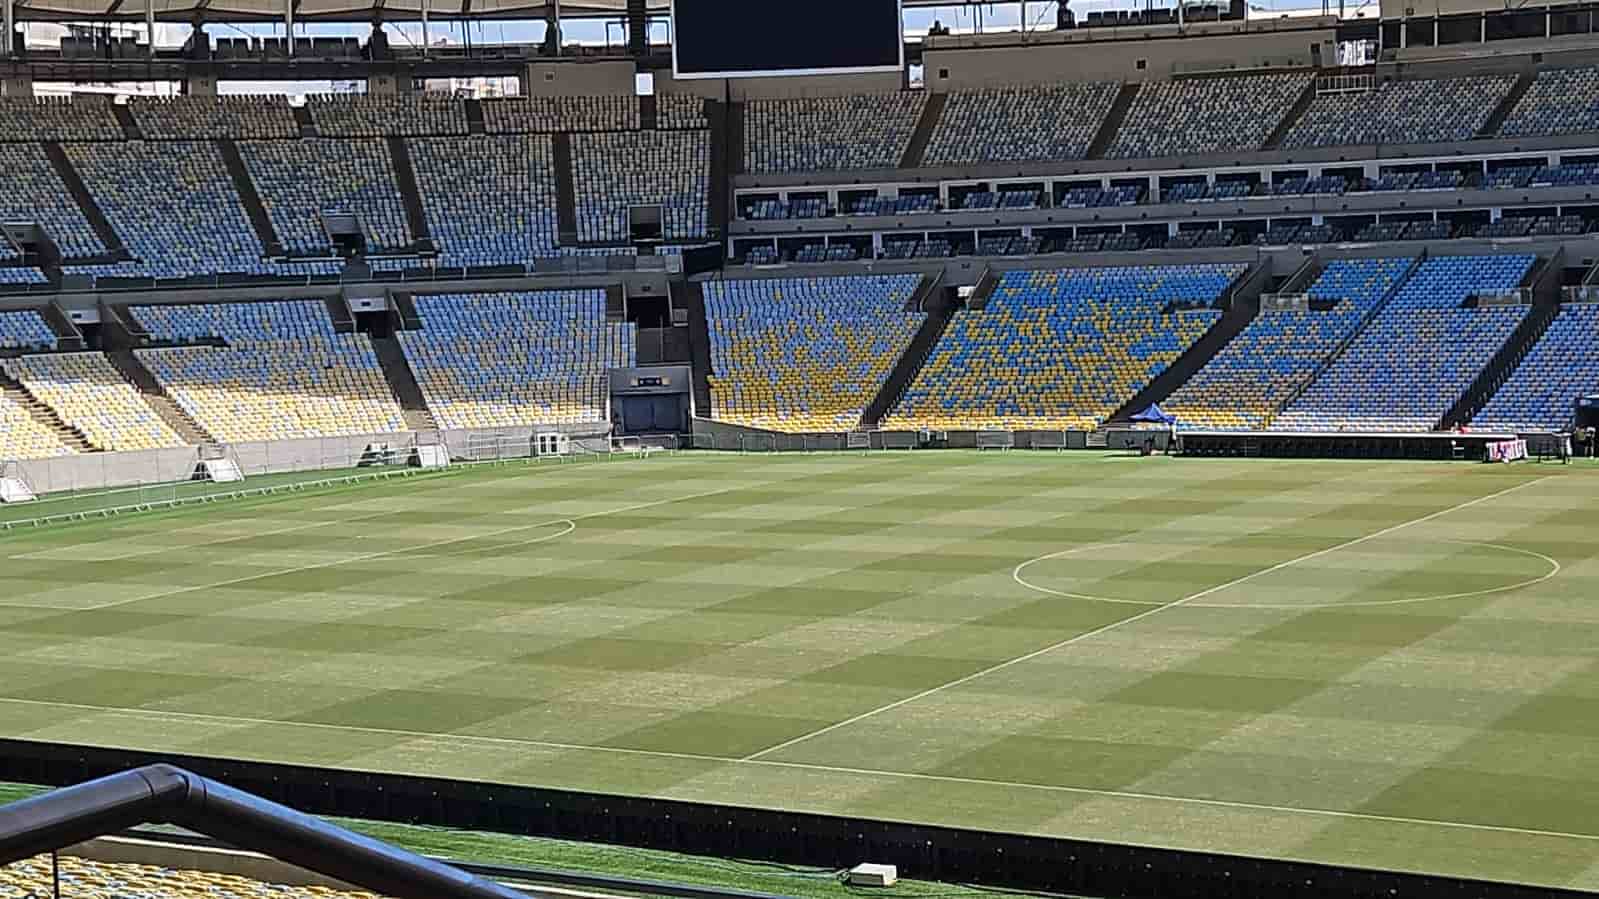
409, 135, 560, 267
1282, 76, 1514, 149
1164, 258, 1413, 430
482, 95, 640, 133
1273, 254, 1536, 431
743, 93, 925, 173
0, 95, 122, 141
885, 264, 1240, 431
0, 853, 377, 899
571, 131, 709, 243
398, 291, 635, 429
1109, 72, 1310, 159
0, 143, 108, 260
240, 138, 413, 254
922, 82, 1118, 165
706, 275, 923, 432
309, 93, 468, 137
11, 352, 186, 451
1473, 303, 1599, 432
133, 300, 406, 441
129, 95, 299, 139
1500, 66, 1599, 138
67, 141, 269, 278
0, 371, 76, 460
0, 309, 58, 351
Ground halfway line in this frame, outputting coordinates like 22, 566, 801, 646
742, 475, 1554, 761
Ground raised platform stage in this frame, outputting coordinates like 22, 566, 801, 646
1178, 430, 1525, 461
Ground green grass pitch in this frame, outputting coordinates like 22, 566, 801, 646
2, 452, 1598, 890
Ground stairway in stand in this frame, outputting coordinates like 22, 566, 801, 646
370, 335, 438, 432
108, 349, 217, 446
0, 374, 97, 452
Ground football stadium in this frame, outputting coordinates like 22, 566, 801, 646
4, 1, 1599, 898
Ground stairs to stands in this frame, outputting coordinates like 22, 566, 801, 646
218, 139, 285, 257
39, 303, 85, 351
1272, 252, 1426, 422
1438, 250, 1564, 429
292, 105, 318, 137
678, 279, 714, 417
1437, 298, 1557, 430
639, 94, 658, 130
899, 92, 947, 169
1, 371, 97, 452
324, 295, 356, 334
605, 285, 626, 322
112, 104, 141, 140
1480, 70, 1535, 138
43, 143, 125, 257
1086, 83, 1140, 160
1107, 267, 1268, 423
1277, 254, 1324, 295
465, 98, 487, 134
108, 349, 216, 446
385, 137, 434, 247
552, 133, 580, 246
389, 291, 423, 331
1262, 77, 1318, 150
370, 334, 438, 432
727, 101, 747, 175
862, 274, 954, 428
707, 101, 731, 241
967, 267, 1002, 310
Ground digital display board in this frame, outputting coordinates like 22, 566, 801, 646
671, 0, 903, 79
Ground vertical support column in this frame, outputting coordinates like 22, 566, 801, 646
3, 0, 15, 59
285, 0, 295, 57
553, 0, 562, 55
419, 0, 428, 58
145, 0, 155, 58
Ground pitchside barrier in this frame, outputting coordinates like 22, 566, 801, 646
1, 738, 1582, 899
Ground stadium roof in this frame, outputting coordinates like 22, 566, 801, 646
12, 0, 961, 23
11, 0, 670, 22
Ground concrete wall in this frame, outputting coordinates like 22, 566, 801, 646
524, 58, 637, 97
924, 28, 1331, 87
66, 837, 360, 892
2, 424, 611, 500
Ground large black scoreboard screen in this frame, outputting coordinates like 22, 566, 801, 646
671, 0, 903, 79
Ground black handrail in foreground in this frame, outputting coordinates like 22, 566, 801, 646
0, 765, 538, 899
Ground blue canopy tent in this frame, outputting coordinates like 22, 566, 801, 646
1130, 404, 1177, 426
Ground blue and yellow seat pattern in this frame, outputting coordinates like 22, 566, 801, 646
133, 300, 405, 442
885, 264, 1240, 431
1165, 258, 1413, 430
1474, 303, 1599, 432
398, 291, 636, 429
707, 275, 923, 432
1274, 254, 1536, 432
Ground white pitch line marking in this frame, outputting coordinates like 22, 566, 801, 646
5, 479, 755, 613
1013, 539, 1561, 610
743, 475, 1556, 761
1, 693, 1597, 847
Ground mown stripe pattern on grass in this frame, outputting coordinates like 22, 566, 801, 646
0, 454, 1595, 891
